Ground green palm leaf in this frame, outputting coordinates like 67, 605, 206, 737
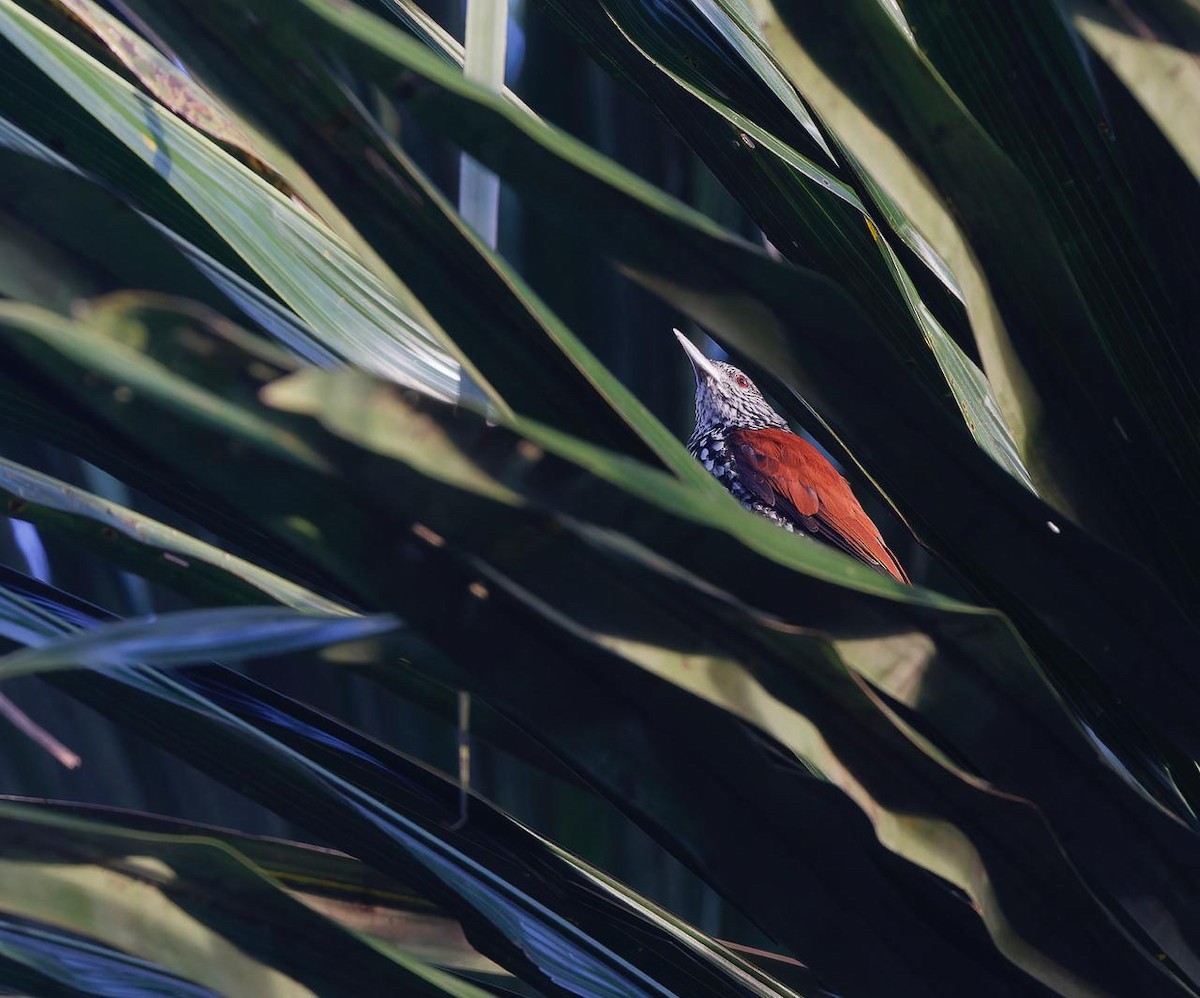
0, 1, 1195, 995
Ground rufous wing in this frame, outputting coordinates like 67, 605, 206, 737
727, 428, 909, 584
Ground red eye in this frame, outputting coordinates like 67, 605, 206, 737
735, 375, 750, 388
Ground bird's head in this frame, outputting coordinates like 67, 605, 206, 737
674, 329, 788, 433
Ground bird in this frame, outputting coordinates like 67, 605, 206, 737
675, 329, 909, 584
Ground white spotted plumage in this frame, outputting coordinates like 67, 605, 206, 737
688, 425, 800, 532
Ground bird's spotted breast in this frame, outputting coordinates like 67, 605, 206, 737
691, 428, 807, 535
689, 428, 767, 516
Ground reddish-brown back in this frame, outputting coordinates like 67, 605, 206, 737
727, 427, 909, 584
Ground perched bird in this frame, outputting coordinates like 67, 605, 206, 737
675, 330, 909, 584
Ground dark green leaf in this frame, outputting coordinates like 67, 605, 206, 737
0, 0, 472, 402
0, 795, 493, 997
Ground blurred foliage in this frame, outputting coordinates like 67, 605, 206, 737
0, 0, 1194, 995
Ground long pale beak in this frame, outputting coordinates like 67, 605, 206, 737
673, 328, 721, 382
